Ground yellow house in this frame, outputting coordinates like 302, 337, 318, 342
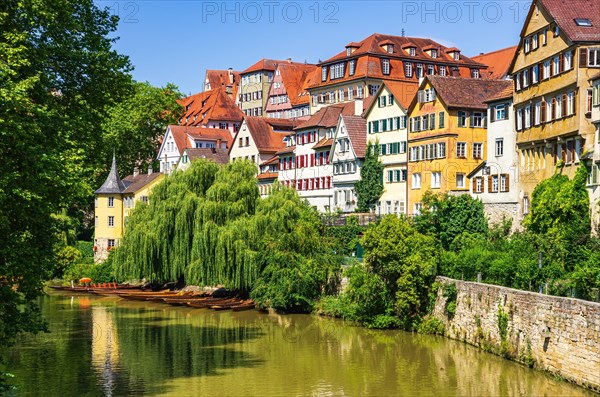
363, 81, 415, 215
507, 0, 600, 212
94, 156, 163, 262
406, 76, 512, 215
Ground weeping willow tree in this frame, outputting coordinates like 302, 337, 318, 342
114, 160, 340, 311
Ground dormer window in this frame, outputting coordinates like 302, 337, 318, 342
321, 66, 327, 81
431, 49, 437, 58
410, 47, 416, 56
471, 69, 480, 78
454, 52, 460, 60
554, 25, 560, 37
346, 48, 351, 56
387, 44, 394, 54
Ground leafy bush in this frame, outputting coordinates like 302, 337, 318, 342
418, 316, 445, 335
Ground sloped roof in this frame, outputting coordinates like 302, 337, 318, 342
167, 125, 232, 155
257, 172, 278, 180
95, 155, 126, 194
539, 0, 600, 42
205, 69, 241, 97
312, 138, 333, 150
422, 76, 513, 111
122, 172, 163, 194
296, 101, 366, 130
178, 88, 243, 126
484, 85, 514, 103
277, 62, 317, 106
308, 33, 487, 89
341, 115, 367, 158
243, 117, 296, 153
260, 155, 280, 166
183, 148, 229, 165
472, 46, 518, 79
242, 58, 296, 74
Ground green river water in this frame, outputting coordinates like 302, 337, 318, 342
4, 290, 596, 397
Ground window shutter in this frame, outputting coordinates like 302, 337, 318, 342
491, 108, 495, 122
487, 176, 493, 192
573, 91, 577, 115
529, 107, 534, 126
368, 122, 372, 134
562, 94, 567, 116
505, 174, 510, 192
559, 53, 564, 73
580, 48, 588, 67
483, 114, 488, 128
514, 76, 518, 91
430, 114, 435, 130
469, 112, 474, 128
541, 101, 546, 122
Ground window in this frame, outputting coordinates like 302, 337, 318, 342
523, 196, 530, 214
471, 112, 483, 127
473, 143, 483, 159
471, 69, 480, 78
523, 69, 529, 87
575, 18, 592, 27
524, 37, 530, 53
589, 49, 600, 67
496, 104, 507, 120
427, 64, 435, 75
108, 196, 114, 208
321, 66, 327, 81
553, 56, 560, 76
439, 66, 447, 77
564, 51, 572, 70
516, 73, 521, 90
525, 105, 531, 128
439, 112, 445, 128
347, 87, 353, 100
416, 63, 423, 78
543, 60, 550, 80
491, 175, 499, 193
457, 142, 467, 158
108, 239, 115, 248
387, 44, 394, 53
330, 62, 345, 79
404, 62, 413, 77
456, 173, 465, 188
567, 91, 575, 115
412, 173, 421, 189
532, 33, 538, 49
500, 174, 509, 192
357, 86, 363, 98
410, 47, 416, 56
245, 137, 249, 146
431, 49, 438, 58
382, 59, 390, 75
437, 142, 446, 158
532, 65, 539, 84
517, 108, 523, 130
431, 172, 441, 188
349, 60, 356, 76
379, 96, 387, 107
535, 101, 541, 125
554, 25, 560, 37
542, 28, 547, 45
413, 203, 422, 215
496, 138, 504, 157
108, 216, 115, 227
474, 177, 484, 193
458, 111, 467, 127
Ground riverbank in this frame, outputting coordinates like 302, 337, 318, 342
431, 276, 600, 393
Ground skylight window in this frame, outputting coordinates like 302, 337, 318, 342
575, 18, 592, 27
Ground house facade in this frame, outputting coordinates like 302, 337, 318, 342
307, 33, 488, 114
229, 117, 295, 167
588, 73, 600, 229
363, 81, 412, 216
265, 61, 315, 120
468, 86, 521, 228
177, 147, 229, 171
94, 157, 163, 262
331, 114, 367, 213
507, 0, 600, 214
407, 76, 512, 215
157, 125, 231, 173
257, 156, 280, 198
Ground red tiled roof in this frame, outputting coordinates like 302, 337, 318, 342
276, 145, 295, 155
167, 125, 232, 154
257, 172, 278, 180
415, 76, 513, 111
296, 100, 367, 130
312, 138, 333, 150
384, 80, 418, 110
261, 155, 280, 166
472, 46, 518, 79
539, 0, 600, 42
178, 88, 243, 127
277, 63, 317, 107
242, 117, 296, 153
183, 148, 229, 165
242, 58, 303, 74
341, 115, 367, 158
204, 69, 241, 98
484, 85, 514, 103
309, 34, 487, 90
122, 172, 163, 194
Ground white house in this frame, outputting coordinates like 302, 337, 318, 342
157, 125, 231, 173
331, 114, 367, 213
363, 81, 411, 216
467, 86, 521, 228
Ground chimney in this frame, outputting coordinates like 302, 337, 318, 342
287, 58, 292, 63
148, 166, 153, 175
228, 68, 234, 84
354, 99, 363, 116
133, 167, 140, 177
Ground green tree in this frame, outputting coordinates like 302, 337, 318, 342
355, 142, 383, 212
102, 81, 183, 176
361, 216, 439, 329
414, 191, 488, 250
0, 0, 131, 372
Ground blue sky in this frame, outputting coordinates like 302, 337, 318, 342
97, 0, 530, 95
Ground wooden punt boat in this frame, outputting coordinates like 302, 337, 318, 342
231, 302, 256, 311
120, 292, 192, 301
210, 300, 246, 310
187, 298, 237, 308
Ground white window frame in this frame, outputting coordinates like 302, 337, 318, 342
495, 138, 504, 157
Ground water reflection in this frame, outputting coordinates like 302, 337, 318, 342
4, 292, 596, 397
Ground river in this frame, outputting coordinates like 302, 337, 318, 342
4, 290, 596, 396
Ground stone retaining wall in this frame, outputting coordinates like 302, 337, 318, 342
432, 276, 600, 392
